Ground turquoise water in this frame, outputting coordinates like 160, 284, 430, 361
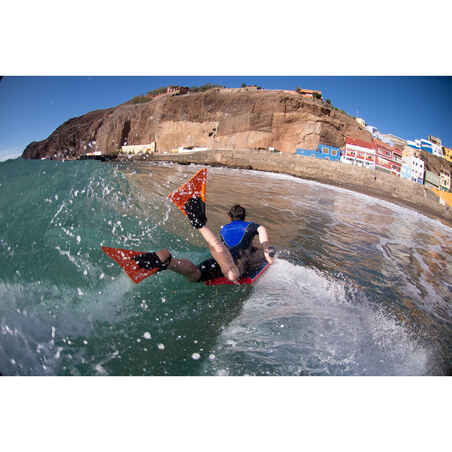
1, 159, 451, 375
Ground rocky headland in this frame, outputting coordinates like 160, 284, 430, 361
22, 87, 371, 159
21, 86, 452, 226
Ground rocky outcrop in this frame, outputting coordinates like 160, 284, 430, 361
22, 87, 372, 159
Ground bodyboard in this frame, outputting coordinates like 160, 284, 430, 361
168, 168, 207, 215
101, 246, 160, 284
205, 260, 271, 286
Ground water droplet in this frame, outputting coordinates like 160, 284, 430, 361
143, 332, 151, 340
192, 353, 201, 360
158, 343, 165, 350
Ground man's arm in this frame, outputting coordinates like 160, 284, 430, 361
184, 197, 240, 282
199, 226, 240, 282
257, 225, 274, 264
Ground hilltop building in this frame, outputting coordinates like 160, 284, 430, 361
355, 117, 366, 128
443, 146, 452, 163
428, 135, 442, 146
295, 88, 322, 100
166, 86, 189, 96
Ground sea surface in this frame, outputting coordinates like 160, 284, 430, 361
1, 158, 451, 376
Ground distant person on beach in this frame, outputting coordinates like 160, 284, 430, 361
134, 202, 274, 283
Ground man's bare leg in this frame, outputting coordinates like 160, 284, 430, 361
155, 249, 201, 282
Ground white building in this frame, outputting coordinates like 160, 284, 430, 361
341, 139, 376, 169
120, 143, 156, 155
432, 143, 444, 158
178, 146, 208, 153
402, 155, 425, 184
355, 117, 366, 127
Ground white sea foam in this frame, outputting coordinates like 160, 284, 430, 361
208, 259, 431, 376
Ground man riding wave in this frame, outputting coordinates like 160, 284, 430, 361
134, 199, 274, 284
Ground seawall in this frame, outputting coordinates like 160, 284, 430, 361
145, 149, 452, 227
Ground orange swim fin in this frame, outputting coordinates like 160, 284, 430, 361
167, 168, 207, 216
101, 246, 161, 284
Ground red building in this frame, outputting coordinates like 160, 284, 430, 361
342, 137, 376, 169
374, 139, 402, 176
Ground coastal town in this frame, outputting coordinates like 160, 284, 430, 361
108, 86, 452, 207
34, 84, 451, 212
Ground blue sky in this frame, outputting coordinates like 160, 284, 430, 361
1, 76, 451, 161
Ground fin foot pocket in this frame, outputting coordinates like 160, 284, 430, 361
134, 252, 172, 271
184, 197, 207, 228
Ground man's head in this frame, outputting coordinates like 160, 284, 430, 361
228, 204, 246, 221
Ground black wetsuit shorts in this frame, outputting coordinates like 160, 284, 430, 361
197, 247, 261, 282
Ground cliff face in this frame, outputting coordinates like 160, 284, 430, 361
22, 87, 372, 159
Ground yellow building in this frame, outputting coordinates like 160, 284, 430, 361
443, 146, 452, 163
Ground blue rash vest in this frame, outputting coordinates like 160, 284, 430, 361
220, 220, 260, 251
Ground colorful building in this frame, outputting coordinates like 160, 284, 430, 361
425, 170, 440, 189
401, 155, 425, 184
374, 139, 402, 176
428, 135, 442, 146
439, 171, 451, 192
407, 140, 421, 150
431, 143, 444, 158
295, 144, 341, 161
341, 137, 376, 169
420, 139, 433, 154
443, 146, 452, 163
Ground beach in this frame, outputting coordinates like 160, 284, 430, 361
134, 149, 452, 228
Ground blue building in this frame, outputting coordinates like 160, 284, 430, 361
400, 163, 412, 180
420, 139, 433, 154
296, 144, 341, 161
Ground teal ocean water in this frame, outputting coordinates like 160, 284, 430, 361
1, 158, 451, 375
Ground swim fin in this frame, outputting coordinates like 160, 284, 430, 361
167, 168, 207, 216
101, 246, 165, 284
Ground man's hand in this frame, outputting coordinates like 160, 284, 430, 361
184, 197, 207, 229
264, 246, 276, 264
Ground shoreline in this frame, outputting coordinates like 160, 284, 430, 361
133, 149, 452, 228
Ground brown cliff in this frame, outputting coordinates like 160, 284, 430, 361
22, 87, 372, 159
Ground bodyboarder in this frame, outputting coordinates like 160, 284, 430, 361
133, 200, 274, 284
